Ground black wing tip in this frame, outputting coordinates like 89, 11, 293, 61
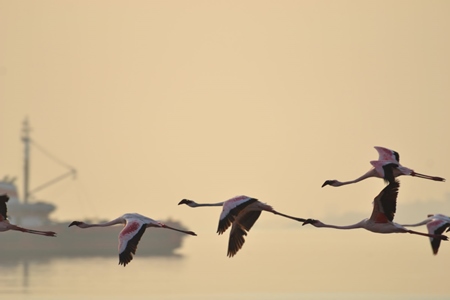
0, 194, 9, 202
227, 251, 237, 258
118, 253, 132, 267
227, 226, 247, 258
118, 225, 146, 267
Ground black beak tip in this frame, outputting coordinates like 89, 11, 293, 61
321, 181, 331, 188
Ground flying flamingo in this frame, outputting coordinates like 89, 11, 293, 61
401, 214, 450, 255
69, 213, 197, 266
322, 146, 445, 187
302, 180, 449, 242
178, 195, 307, 257
0, 194, 56, 237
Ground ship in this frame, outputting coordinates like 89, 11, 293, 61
0, 119, 191, 259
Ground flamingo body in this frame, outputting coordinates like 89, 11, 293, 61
178, 196, 306, 257
69, 213, 197, 266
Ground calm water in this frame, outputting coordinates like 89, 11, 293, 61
1, 228, 450, 300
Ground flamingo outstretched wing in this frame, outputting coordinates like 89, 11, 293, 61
227, 210, 262, 257
118, 220, 147, 266
369, 180, 399, 223
374, 146, 400, 163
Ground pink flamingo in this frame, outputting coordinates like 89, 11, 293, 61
303, 180, 448, 242
322, 146, 445, 187
69, 213, 197, 266
178, 195, 307, 257
0, 194, 56, 237
402, 214, 450, 255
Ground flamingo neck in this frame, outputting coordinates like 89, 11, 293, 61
336, 169, 379, 186
317, 220, 365, 230
80, 217, 124, 228
190, 202, 224, 208
401, 218, 432, 228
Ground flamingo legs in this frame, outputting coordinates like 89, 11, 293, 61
10, 224, 56, 237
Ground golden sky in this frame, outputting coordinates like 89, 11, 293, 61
1, 1, 450, 296
2, 1, 449, 224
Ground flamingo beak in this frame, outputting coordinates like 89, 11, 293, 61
68, 221, 82, 227
321, 180, 335, 188
178, 199, 193, 205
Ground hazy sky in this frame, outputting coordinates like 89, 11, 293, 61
1, 1, 450, 297
2, 0, 449, 226
1, 2, 449, 218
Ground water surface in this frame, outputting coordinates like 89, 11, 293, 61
1, 228, 449, 299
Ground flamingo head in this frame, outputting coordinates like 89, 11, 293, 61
321, 180, 338, 187
302, 219, 321, 227
178, 199, 196, 207
68, 221, 85, 228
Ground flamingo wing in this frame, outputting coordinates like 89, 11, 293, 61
374, 146, 400, 163
382, 163, 399, 183
427, 219, 450, 255
238, 210, 262, 232
227, 223, 247, 257
227, 210, 261, 257
369, 180, 399, 223
0, 194, 8, 221
217, 197, 257, 234
118, 220, 147, 266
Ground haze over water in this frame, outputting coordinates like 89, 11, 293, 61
2, 227, 450, 299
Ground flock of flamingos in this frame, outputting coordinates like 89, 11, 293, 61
0, 146, 449, 266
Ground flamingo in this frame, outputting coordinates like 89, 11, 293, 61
401, 214, 450, 255
322, 146, 445, 187
178, 195, 307, 257
303, 180, 449, 242
68, 213, 197, 266
0, 194, 56, 237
